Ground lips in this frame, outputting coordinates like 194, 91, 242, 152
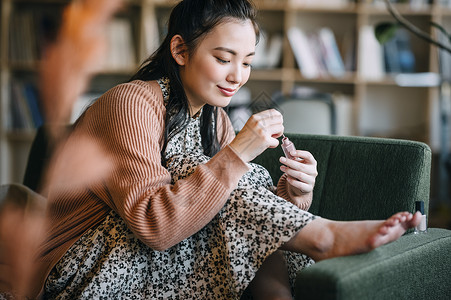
218, 86, 237, 97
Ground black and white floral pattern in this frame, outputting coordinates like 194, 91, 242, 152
43, 79, 316, 299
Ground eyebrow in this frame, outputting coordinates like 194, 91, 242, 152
213, 47, 255, 57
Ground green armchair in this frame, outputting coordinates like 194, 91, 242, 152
253, 133, 451, 300
7, 128, 451, 299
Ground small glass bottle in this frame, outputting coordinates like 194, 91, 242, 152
281, 135, 296, 160
414, 201, 427, 234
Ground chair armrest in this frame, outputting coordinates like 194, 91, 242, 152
294, 228, 451, 300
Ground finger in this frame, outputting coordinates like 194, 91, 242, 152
255, 109, 283, 119
286, 177, 314, 193
291, 150, 316, 164
282, 168, 316, 187
279, 157, 318, 176
252, 110, 283, 126
266, 124, 284, 146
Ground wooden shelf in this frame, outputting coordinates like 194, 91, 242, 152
359, 3, 434, 16
0, 0, 448, 184
6, 129, 36, 142
287, 4, 358, 14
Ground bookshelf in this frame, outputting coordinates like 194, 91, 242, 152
0, 0, 450, 184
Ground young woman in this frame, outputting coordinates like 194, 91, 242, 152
34, 0, 420, 299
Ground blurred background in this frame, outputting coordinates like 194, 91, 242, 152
0, 0, 449, 228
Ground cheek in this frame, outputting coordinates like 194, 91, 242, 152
242, 68, 251, 84
199, 62, 222, 83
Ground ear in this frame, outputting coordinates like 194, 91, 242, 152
170, 35, 188, 66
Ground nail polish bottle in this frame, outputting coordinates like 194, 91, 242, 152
414, 201, 427, 234
281, 135, 296, 160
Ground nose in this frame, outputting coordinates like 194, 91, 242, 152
227, 63, 242, 84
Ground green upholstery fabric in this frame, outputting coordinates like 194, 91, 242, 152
294, 228, 451, 300
253, 134, 432, 220
253, 133, 451, 300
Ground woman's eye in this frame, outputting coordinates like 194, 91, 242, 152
243, 62, 252, 68
216, 57, 229, 64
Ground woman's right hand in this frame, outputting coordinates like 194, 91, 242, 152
229, 109, 284, 163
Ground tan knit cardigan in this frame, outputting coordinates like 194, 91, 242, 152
30, 80, 304, 298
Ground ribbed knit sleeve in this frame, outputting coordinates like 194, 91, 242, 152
276, 173, 312, 211
216, 107, 236, 147
80, 80, 249, 251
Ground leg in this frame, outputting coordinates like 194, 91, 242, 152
247, 251, 292, 300
281, 211, 422, 261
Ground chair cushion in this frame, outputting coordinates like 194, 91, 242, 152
294, 228, 451, 300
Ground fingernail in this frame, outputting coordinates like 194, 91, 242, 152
280, 157, 286, 163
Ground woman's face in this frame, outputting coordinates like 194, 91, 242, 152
179, 19, 256, 116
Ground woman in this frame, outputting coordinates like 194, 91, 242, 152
36, 0, 420, 299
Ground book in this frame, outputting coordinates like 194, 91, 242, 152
305, 33, 326, 76
394, 72, 440, 87
318, 27, 346, 78
9, 10, 60, 64
383, 28, 415, 74
252, 30, 282, 69
8, 81, 44, 130
252, 29, 268, 69
10, 82, 34, 129
437, 28, 451, 81
288, 27, 320, 79
342, 29, 356, 72
358, 25, 385, 80
23, 83, 44, 128
104, 18, 136, 71
266, 33, 283, 68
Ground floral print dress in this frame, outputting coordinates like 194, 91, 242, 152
43, 79, 316, 299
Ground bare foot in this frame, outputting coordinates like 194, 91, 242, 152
282, 211, 422, 261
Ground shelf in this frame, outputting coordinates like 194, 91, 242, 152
250, 68, 284, 81
8, 61, 139, 75
362, 72, 441, 87
12, 0, 69, 4
287, 4, 358, 14
359, 3, 434, 16
291, 70, 358, 85
6, 129, 36, 142
255, 1, 287, 11
0, 0, 448, 184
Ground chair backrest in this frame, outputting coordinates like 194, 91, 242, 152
275, 92, 336, 135
253, 133, 432, 221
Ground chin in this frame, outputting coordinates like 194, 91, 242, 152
218, 98, 232, 108
208, 96, 232, 108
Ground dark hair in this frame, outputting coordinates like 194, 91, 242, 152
129, 0, 259, 159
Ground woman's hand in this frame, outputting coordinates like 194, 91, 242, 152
229, 109, 284, 163
279, 150, 317, 197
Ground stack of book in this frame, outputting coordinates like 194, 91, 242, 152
103, 18, 136, 72
9, 11, 58, 65
359, 26, 417, 80
252, 30, 283, 69
9, 81, 43, 130
287, 27, 350, 79
9, 11, 136, 71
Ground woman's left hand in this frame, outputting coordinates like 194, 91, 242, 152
279, 150, 318, 196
